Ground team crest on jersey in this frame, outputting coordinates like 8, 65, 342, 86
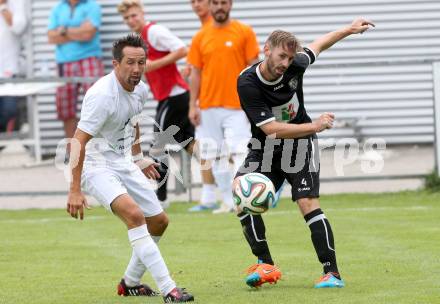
271, 94, 300, 122
288, 77, 298, 90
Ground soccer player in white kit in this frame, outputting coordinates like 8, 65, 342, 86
66, 34, 194, 303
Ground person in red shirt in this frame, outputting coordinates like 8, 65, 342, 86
118, 0, 195, 209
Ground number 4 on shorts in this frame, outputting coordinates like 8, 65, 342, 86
301, 178, 307, 186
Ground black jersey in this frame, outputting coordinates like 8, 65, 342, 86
237, 48, 316, 152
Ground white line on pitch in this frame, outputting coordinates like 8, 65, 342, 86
0, 215, 106, 224
166, 205, 432, 217
0, 206, 432, 223
265, 206, 431, 216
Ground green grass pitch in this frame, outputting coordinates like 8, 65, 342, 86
1, 191, 439, 303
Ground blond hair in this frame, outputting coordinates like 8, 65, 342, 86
117, 0, 143, 14
266, 30, 301, 52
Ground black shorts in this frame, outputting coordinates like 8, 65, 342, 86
154, 91, 194, 149
235, 136, 320, 201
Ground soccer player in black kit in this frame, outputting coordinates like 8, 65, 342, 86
235, 17, 375, 288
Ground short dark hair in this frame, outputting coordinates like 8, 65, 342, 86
112, 34, 147, 62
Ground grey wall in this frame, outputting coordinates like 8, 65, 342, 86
29, 0, 440, 154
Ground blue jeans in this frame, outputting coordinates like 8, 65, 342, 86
0, 96, 18, 132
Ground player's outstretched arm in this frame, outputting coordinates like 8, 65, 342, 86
307, 17, 375, 57
67, 129, 92, 220
260, 113, 335, 139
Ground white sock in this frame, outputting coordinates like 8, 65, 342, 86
201, 184, 216, 206
127, 225, 175, 295
124, 234, 162, 286
212, 159, 234, 208
151, 235, 161, 244
124, 251, 146, 287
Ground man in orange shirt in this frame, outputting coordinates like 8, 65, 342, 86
188, 0, 260, 213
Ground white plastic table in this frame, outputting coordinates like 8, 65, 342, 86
0, 82, 63, 164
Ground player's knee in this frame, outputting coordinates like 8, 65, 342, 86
149, 212, 169, 233
298, 197, 320, 215
156, 213, 169, 231
125, 208, 146, 228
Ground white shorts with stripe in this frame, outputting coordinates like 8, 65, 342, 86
81, 161, 163, 217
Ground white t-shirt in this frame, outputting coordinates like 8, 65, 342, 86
0, 0, 27, 77
78, 71, 149, 167
147, 23, 186, 97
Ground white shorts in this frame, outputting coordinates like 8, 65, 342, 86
195, 108, 251, 160
81, 161, 163, 217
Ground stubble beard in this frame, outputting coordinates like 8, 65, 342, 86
213, 10, 229, 23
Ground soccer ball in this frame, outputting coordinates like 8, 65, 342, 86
233, 173, 276, 214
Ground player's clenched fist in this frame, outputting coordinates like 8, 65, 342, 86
313, 112, 335, 132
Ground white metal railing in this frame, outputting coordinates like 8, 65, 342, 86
432, 62, 440, 177
1, 59, 439, 181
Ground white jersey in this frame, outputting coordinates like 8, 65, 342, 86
147, 23, 187, 97
77, 71, 149, 167
147, 24, 185, 53
0, 0, 27, 77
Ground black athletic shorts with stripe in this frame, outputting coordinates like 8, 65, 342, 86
153, 91, 194, 148
235, 135, 320, 201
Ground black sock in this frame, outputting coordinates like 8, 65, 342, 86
238, 212, 274, 265
155, 159, 168, 202
304, 208, 340, 278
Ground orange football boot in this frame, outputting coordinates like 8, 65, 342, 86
245, 263, 282, 287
